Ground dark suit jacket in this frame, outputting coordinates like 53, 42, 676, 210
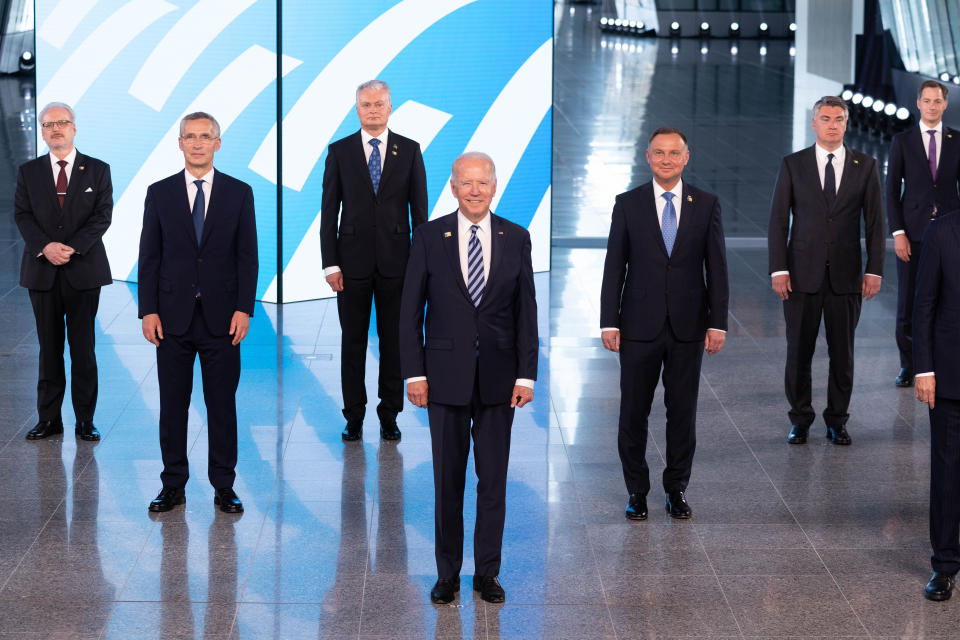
599, 181, 729, 342
14, 152, 112, 291
886, 125, 960, 241
320, 129, 428, 279
399, 212, 538, 406
768, 145, 885, 294
137, 169, 258, 337
913, 210, 960, 399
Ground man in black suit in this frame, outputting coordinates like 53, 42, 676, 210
15, 102, 112, 442
887, 80, 960, 388
399, 152, 537, 605
914, 210, 960, 601
321, 79, 428, 443
600, 127, 729, 522
769, 96, 885, 446
138, 112, 258, 514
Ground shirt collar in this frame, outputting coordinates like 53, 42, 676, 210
458, 209, 491, 233
49, 147, 77, 170
361, 128, 389, 148
921, 121, 943, 135
815, 143, 844, 162
184, 167, 215, 187
652, 178, 683, 201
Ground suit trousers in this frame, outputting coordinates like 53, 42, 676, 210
428, 370, 515, 580
930, 397, 960, 574
783, 269, 862, 429
28, 269, 100, 423
156, 300, 240, 489
895, 240, 922, 371
337, 270, 403, 423
618, 320, 704, 496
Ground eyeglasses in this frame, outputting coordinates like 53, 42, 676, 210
40, 120, 73, 129
180, 134, 219, 144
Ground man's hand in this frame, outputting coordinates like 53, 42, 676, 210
326, 272, 344, 292
511, 385, 534, 408
42, 242, 74, 265
601, 329, 620, 353
229, 311, 250, 346
407, 380, 428, 408
862, 274, 882, 301
142, 313, 163, 346
771, 274, 792, 300
894, 234, 911, 262
704, 329, 725, 355
916, 375, 936, 409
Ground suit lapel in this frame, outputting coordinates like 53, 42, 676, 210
170, 174, 197, 246
61, 153, 86, 217
199, 169, 223, 248
484, 214, 505, 300
441, 213, 471, 302
642, 183, 668, 258
38, 154, 60, 214
353, 131, 378, 197
832, 145, 858, 209
672, 183, 696, 253
379, 130, 399, 190
798, 146, 830, 211
911, 126, 931, 176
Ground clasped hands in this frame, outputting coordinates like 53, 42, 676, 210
601, 328, 725, 355
42, 242, 75, 266
771, 273, 881, 301
142, 311, 251, 347
406, 380, 533, 409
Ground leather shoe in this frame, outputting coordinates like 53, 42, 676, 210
787, 424, 809, 445
430, 577, 459, 604
826, 425, 852, 445
26, 420, 63, 440
625, 493, 647, 520
380, 419, 401, 441
895, 368, 914, 387
214, 487, 244, 513
665, 490, 692, 519
925, 572, 956, 601
75, 420, 100, 441
341, 420, 362, 442
474, 575, 505, 603
148, 487, 185, 512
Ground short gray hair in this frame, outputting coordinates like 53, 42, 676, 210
813, 96, 848, 119
452, 152, 496, 181
180, 111, 221, 138
356, 79, 391, 105
39, 102, 75, 124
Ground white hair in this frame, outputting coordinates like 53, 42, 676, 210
39, 102, 75, 124
356, 79, 391, 105
452, 152, 497, 181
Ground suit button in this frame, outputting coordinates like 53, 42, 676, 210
57, 225, 63, 229
197, 258, 202, 263
191, 283, 196, 288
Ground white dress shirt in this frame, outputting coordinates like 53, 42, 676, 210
323, 129, 390, 278
407, 209, 533, 390
184, 168, 214, 218
49, 147, 77, 186
893, 121, 943, 238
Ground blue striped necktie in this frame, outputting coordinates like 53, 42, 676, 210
368, 138, 381, 193
662, 191, 677, 256
467, 224, 484, 306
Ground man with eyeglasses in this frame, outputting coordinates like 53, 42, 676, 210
15, 102, 112, 442
138, 112, 258, 514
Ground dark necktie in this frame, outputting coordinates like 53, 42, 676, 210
368, 138, 381, 194
467, 225, 485, 306
192, 179, 205, 243
928, 130, 937, 180
823, 153, 836, 207
56, 160, 67, 208
661, 192, 677, 256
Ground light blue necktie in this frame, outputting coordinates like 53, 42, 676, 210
662, 191, 677, 256
368, 138, 381, 194
192, 179, 205, 243
467, 225, 485, 307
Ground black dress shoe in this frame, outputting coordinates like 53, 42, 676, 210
380, 419, 401, 441
826, 425, 852, 445
26, 420, 63, 440
430, 577, 459, 604
474, 575, 505, 603
148, 487, 185, 512
625, 493, 647, 520
895, 368, 914, 387
341, 420, 362, 442
665, 490, 692, 519
925, 572, 956, 601
214, 487, 244, 513
787, 424, 809, 445
75, 420, 100, 442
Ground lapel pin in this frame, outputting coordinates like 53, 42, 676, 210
444, 231, 452, 238
79, 165, 85, 171
949, 134, 954, 139
391, 151, 397, 156
686, 195, 693, 202
853, 159, 859, 165
498, 231, 504, 235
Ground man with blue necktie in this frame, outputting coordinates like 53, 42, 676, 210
600, 127, 729, 522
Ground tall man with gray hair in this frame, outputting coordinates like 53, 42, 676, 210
321, 79, 428, 443
15, 102, 112, 442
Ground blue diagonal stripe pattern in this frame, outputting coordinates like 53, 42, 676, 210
467, 224, 484, 306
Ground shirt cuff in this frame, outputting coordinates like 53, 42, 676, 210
515, 378, 534, 389
916, 372, 934, 377
771, 271, 789, 278
866, 274, 881, 279
892, 230, 905, 237
601, 327, 618, 333
708, 328, 726, 333
323, 266, 341, 276
406, 376, 427, 383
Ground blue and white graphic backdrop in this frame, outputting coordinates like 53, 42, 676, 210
36, 0, 552, 303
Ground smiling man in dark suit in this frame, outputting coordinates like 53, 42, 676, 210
600, 127, 729, 522
15, 102, 112, 442
138, 112, 258, 514
321, 79, 428, 443
886, 80, 960, 388
769, 96, 885, 446
400, 152, 537, 605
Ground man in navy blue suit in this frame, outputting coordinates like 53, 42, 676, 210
600, 127, 729, 522
915, 210, 960, 601
399, 152, 538, 605
887, 80, 960, 388
138, 112, 258, 514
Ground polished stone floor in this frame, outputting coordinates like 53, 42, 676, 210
0, 3, 954, 639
